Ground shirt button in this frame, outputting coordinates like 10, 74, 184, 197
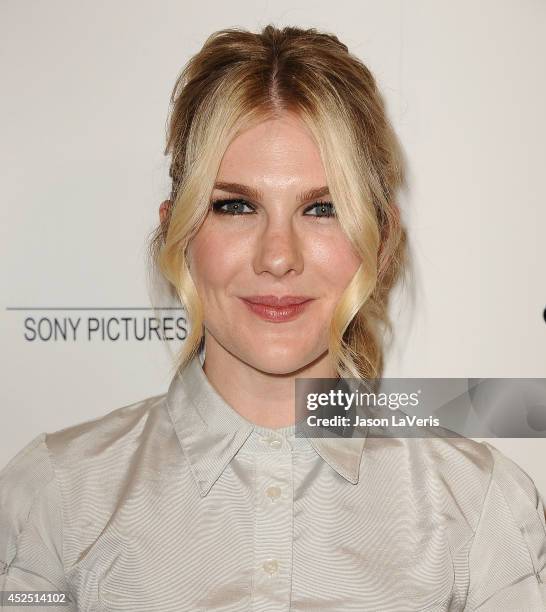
268, 437, 282, 449
262, 559, 279, 575
266, 485, 282, 500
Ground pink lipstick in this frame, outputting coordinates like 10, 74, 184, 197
239, 295, 314, 323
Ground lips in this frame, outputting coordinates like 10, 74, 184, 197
239, 296, 314, 322
241, 295, 312, 307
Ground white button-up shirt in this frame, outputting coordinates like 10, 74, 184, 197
1, 351, 546, 611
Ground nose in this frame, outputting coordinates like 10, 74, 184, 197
253, 218, 304, 278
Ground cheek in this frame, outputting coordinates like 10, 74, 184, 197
188, 229, 245, 296
310, 234, 361, 291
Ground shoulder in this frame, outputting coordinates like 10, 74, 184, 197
464, 442, 546, 605
44, 391, 168, 468
478, 441, 546, 546
411, 434, 494, 522
411, 434, 545, 533
0, 432, 54, 535
426, 434, 546, 534
426, 435, 544, 515
482, 441, 544, 510
0, 391, 169, 520
0, 432, 60, 571
0, 392, 171, 569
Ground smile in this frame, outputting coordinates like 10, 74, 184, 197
239, 298, 313, 323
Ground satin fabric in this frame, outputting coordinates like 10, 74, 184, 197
1, 351, 546, 611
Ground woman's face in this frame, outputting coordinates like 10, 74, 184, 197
185, 111, 362, 375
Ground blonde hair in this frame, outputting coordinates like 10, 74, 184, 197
147, 24, 408, 379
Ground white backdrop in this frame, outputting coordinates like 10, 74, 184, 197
1, 1, 545, 493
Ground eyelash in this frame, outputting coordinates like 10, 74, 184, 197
210, 198, 336, 219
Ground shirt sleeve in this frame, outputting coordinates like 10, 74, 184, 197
0, 432, 76, 610
465, 441, 546, 611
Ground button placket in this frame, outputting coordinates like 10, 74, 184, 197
251, 436, 293, 611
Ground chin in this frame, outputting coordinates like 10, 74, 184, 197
253, 361, 306, 376
241, 346, 319, 376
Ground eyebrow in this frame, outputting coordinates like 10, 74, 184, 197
213, 181, 330, 204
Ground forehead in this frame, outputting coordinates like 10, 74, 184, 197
217, 113, 326, 185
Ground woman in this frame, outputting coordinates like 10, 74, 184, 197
1, 24, 545, 611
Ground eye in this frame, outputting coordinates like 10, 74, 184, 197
304, 201, 336, 218
210, 198, 255, 215
209, 198, 336, 218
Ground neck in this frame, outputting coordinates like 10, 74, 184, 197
201, 335, 337, 429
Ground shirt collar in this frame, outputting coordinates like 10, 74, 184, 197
165, 352, 367, 496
